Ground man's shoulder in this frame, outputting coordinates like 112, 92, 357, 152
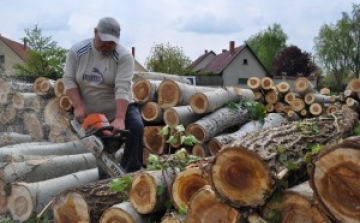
70, 38, 93, 58
113, 44, 132, 62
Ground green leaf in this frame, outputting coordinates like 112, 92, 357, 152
355, 125, 360, 135
108, 176, 133, 192
278, 153, 287, 163
175, 124, 185, 132
159, 125, 170, 135
156, 185, 165, 196
311, 144, 322, 155
167, 134, 178, 144
178, 205, 187, 215
286, 161, 300, 171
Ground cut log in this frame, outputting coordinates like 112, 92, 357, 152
287, 110, 301, 121
346, 78, 360, 92
324, 104, 340, 114
0, 80, 11, 105
192, 143, 210, 157
100, 201, 150, 223
170, 167, 210, 211
261, 77, 274, 91
253, 91, 264, 102
262, 181, 331, 223
309, 103, 323, 116
1, 153, 97, 183
163, 106, 205, 128
290, 98, 306, 112
53, 177, 129, 223
262, 112, 288, 129
9, 82, 33, 93
274, 102, 288, 113
33, 77, 55, 97
130, 168, 179, 214
265, 89, 280, 104
7, 168, 99, 222
208, 120, 263, 156
2, 154, 57, 163
284, 92, 300, 104
190, 87, 254, 114
133, 72, 191, 84
161, 212, 186, 223
186, 106, 250, 143
266, 103, 275, 113
210, 109, 358, 208
294, 77, 317, 95
319, 88, 330, 95
0, 132, 32, 147
0, 105, 18, 125
157, 80, 214, 108
186, 185, 242, 223
132, 79, 162, 104
247, 77, 262, 91
143, 126, 167, 154
59, 95, 72, 111
304, 93, 332, 105
54, 78, 66, 97
310, 136, 360, 223
276, 82, 291, 94
346, 97, 360, 112
141, 101, 163, 123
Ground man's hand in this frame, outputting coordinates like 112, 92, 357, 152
111, 118, 125, 131
74, 106, 86, 122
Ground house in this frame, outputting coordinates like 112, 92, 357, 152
0, 34, 29, 76
191, 41, 270, 88
131, 47, 148, 72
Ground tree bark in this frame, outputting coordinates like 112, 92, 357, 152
186, 185, 242, 223
133, 72, 191, 85
190, 87, 254, 114
304, 93, 332, 105
100, 201, 150, 223
7, 168, 99, 222
310, 135, 360, 223
0, 132, 32, 147
170, 167, 210, 211
53, 178, 129, 223
130, 168, 179, 214
163, 106, 205, 128
132, 79, 162, 104
210, 108, 358, 208
186, 107, 250, 143
157, 80, 214, 108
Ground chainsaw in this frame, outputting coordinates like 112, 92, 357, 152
70, 113, 129, 178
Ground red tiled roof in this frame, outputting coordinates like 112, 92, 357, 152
0, 35, 29, 61
199, 45, 246, 74
190, 50, 216, 68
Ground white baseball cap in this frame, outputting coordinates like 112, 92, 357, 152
96, 17, 120, 43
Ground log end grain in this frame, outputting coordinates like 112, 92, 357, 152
190, 93, 208, 114
186, 185, 241, 223
247, 77, 261, 91
163, 108, 180, 127
6, 184, 33, 222
157, 80, 180, 109
211, 147, 271, 207
186, 124, 206, 143
100, 202, 138, 223
130, 172, 157, 214
53, 191, 90, 223
208, 138, 222, 156
171, 167, 210, 211
133, 80, 152, 103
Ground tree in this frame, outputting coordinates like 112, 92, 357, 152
145, 42, 192, 75
272, 46, 316, 78
246, 23, 288, 73
14, 24, 67, 79
314, 3, 360, 91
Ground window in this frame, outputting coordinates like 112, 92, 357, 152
238, 78, 248, 85
243, 59, 248, 65
0, 55, 4, 63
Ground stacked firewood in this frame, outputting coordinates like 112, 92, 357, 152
1, 73, 360, 222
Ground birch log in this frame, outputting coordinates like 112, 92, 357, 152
0, 132, 32, 147
310, 136, 360, 223
170, 167, 210, 211
7, 168, 99, 222
190, 87, 254, 114
100, 201, 149, 223
163, 106, 205, 128
157, 80, 214, 108
186, 185, 242, 223
186, 107, 250, 143
132, 79, 162, 104
304, 93, 332, 105
210, 109, 358, 208
130, 168, 179, 214
133, 72, 191, 84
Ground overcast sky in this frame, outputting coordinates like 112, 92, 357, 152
0, 0, 355, 66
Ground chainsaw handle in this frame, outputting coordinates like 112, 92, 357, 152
91, 126, 131, 141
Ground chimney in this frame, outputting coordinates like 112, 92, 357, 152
23, 39, 27, 49
229, 41, 235, 54
204, 50, 208, 54
132, 47, 135, 58
222, 49, 227, 53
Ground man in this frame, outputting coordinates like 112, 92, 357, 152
63, 17, 144, 177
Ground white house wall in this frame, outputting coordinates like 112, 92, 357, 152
222, 47, 267, 88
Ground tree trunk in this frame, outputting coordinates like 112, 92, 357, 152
210, 108, 358, 208
133, 79, 162, 104
310, 135, 360, 223
190, 87, 254, 114
157, 80, 214, 108
130, 168, 179, 214
186, 185, 242, 223
133, 72, 191, 85
186, 107, 250, 143
7, 168, 99, 222
1, 153, 97, 183
53, 178, 129, 223
170, 167, 210, 211
141, 101, 164, 123
304, 93, 332, 105
143, 126, 168, 154
0, 132, 32, 147
100, 201, 151, 223
163, 106, 205, 128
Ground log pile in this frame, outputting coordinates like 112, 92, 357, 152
1, 74, 360, 222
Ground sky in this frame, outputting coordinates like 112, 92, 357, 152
0, 0, 356, 67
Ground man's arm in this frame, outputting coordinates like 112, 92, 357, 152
66, 88, 86, 121
111, 99, 129, 130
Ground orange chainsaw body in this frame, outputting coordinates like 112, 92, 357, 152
82, 113, 112, 136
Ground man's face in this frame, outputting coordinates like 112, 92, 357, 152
94, 30, 117, 56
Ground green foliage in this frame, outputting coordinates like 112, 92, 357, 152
0, 211, 51, 223
13, 24, 67, 79
227, 101, 267, 122
354, 124, 360, 135
145, 42, 192, 75
246, 23, 288, 73
108, 175, 133, 193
